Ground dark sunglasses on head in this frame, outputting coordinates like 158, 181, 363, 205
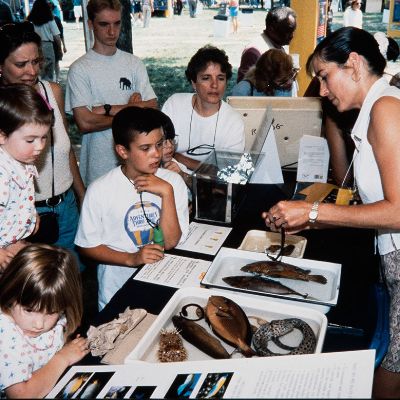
0, 21, 35, 35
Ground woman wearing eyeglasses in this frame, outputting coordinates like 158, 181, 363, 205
343, 0, 363, 29
231, 49, 298, 97
161, 45, 245, 173
0, 22, 85, 269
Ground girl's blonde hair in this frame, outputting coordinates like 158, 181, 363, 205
244, 49, 295, 95
0, 244, 83, 337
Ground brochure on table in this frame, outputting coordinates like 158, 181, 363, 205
133, 254, 211, 288
47, 349, 375, 399
175, 222, 232, 255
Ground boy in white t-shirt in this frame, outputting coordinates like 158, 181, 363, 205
75, 107, 189, 310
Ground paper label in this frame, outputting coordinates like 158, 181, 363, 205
297, 135, 329, 183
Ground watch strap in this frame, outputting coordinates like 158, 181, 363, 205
104, 103, 111, 116
309, 201, 320, 224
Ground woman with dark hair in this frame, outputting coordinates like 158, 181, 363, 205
0, 21, 86, 270
27, 0, 61, 81
264, 27, 400, 398
231, 49, 298, 97
162, 45, 245, 173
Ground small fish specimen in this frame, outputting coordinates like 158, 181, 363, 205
222, 275, 308, 298
252, 318, 317, 356
205, 295, 254, 357
242, 260, 327, 284
172, 315, 230, 359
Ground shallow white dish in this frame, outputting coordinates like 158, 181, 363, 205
200, 247, 341, 313
124, 287, 327, 365
239, 230, 307, 258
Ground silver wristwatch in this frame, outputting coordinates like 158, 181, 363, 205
308, 201, 320, 224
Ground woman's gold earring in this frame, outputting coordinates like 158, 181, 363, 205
352, 70, 361, 83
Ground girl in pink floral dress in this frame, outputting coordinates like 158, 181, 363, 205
0, 85, 53, 272
0, 244, 88, 398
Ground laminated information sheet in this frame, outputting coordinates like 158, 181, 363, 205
175, 222, 232, 255
133, 254, 211, 288
47, 349, 375, 398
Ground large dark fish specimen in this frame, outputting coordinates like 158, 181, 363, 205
252, 318, 317, 356
205, 295, 254, 357
241, 260, 327, 284
172, 315, 230, 359
222, 275, 308, 298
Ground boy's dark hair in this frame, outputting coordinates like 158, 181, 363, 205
112, 106, 174, 148
185, 45, 232, 82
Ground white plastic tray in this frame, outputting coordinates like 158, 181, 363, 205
239, 230, 307, 258
201, 247, 341, 312
124, 287, 327, 364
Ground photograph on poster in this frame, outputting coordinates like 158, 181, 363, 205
77, 372, 115, 399
196, 372, 234, 398
55, 372, 92, 398
104, 385, 131, 399
46, 350, 375, 399
164, 373, 202, 398
129, 386, 157, 399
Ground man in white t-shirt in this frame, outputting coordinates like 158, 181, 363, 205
65, 0, 157, 186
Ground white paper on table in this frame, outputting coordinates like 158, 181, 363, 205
297, 135, 330, 183
175, 222, 232, 255
47, 349, 375, 399
250, 125, 284, 184
133, 254, 211, 288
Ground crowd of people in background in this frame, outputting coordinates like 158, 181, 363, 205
1, 0, 400, 398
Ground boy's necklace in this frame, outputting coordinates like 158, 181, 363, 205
122, 166, 159, 229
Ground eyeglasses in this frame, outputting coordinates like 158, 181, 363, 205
0, 21, 35, 35
273, 68, 299, 88
163, 138, 178, 148
186, 144, 215, 156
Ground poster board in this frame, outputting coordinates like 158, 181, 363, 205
47, 350, 375, 399
226, 96, 322, 167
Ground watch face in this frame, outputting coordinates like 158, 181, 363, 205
310, 210, 318, 220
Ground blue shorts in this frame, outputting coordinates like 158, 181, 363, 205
230, 6, 238, 17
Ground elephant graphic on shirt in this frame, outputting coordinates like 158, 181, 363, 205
119, 77, 132, 90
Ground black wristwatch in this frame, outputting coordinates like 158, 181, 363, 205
104, 103, 112, 116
